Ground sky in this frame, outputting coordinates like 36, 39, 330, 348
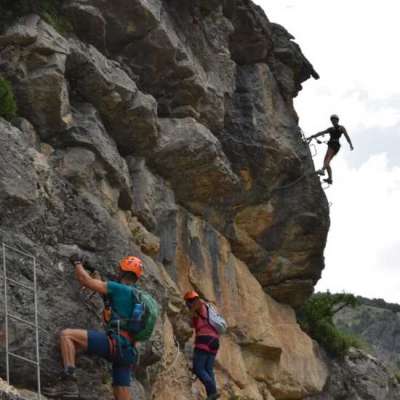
254, 0, 400, 303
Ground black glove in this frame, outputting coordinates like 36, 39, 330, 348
69, 253, 83, 266
69, 254, 95, 273
84, 260, 95, 274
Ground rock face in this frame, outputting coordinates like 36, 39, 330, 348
0, 2, 329, 399
306, 348, 400, 400
0, 379, 26, 400
335, 299, 400, 372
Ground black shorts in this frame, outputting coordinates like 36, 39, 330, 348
328, 140, 340, 155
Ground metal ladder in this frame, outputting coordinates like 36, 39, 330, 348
1, 242, 41, 399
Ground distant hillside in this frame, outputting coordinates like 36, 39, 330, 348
334, 296, 400, 371
357, 296, 400, 313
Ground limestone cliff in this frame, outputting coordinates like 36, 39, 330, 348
0, 1, 329, 399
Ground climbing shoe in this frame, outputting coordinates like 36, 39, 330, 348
42, 374, 79, 399
316, 169, 325, 176
323, 178, 333, 185
206, 394, 220, 400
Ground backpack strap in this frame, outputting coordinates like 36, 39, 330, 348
196, 303, 219, 334
105, 286, 139, 332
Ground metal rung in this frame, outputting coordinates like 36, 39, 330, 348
6, 277, 35, 292
8, 313, 37, 329
3, 243, 35, 259
8, 351, 38, 366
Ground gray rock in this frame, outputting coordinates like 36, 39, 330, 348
307, 348, 400, 400
63, 2, 106, 51
227, 0, 273, 64
127, 157, 177, 231
89, 0, 161, 50
121, 2, 234, 132
66, 39, 159, 155
0, 119, 39, 219
55, 102, 134, 210
335, 302, 400, 371
0, 15, 40, 47
270, 23, 319, 98
11, 118, 40, 149
151, 118, 240, 204
0, 18, 72, 138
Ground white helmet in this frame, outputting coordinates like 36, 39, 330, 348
330, 114, 339, 121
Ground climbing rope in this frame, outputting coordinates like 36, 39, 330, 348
162, 336, 181, 375
223, 134, 319, 192
143, 335, 181, 387
221, 130, 320, 193
271, 170, 317, 193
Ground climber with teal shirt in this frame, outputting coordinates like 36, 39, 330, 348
308, 114, 354, 184
43, 255, 157, 400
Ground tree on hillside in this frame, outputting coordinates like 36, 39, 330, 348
299, 292, 361, 358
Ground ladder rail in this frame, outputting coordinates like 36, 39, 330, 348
3, 243, 10, 383
8, 351, 39, 366
1, 241, 41, 399
8, 313, 37, 329
3, 243, 35, 260
33, 255, 41, 398
6, 277, 35, 292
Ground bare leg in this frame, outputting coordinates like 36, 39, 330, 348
42, 329, 86, 398
326, 165, 333, 181
113, 386, 132, 400
60, 329, 88, 368
323, 148, 336, 182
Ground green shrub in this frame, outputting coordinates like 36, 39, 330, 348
298, 291, 361, 358
0, 77, 17, 121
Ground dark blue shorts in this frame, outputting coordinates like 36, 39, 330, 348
87, 330, 137, 387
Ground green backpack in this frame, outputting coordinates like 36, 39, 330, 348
133, 287, 160, 341
106, 286, 160, 342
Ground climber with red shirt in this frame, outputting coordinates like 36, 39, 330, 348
184, 291, 220, 400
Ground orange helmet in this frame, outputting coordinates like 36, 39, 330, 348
119, 256, 144, 279
184, 291, 199, 301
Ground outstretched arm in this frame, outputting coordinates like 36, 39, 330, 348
75, 263, 107, 295
309, 129, 329, 140
343, 127, 354, 150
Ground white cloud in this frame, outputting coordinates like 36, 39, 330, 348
255, 0, 400, 133
316, 153, 400, 303
254, 0, 400, 302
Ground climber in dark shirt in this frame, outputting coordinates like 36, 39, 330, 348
308, 114, 354, 184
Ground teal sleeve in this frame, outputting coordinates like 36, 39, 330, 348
107, 280, 118, 296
